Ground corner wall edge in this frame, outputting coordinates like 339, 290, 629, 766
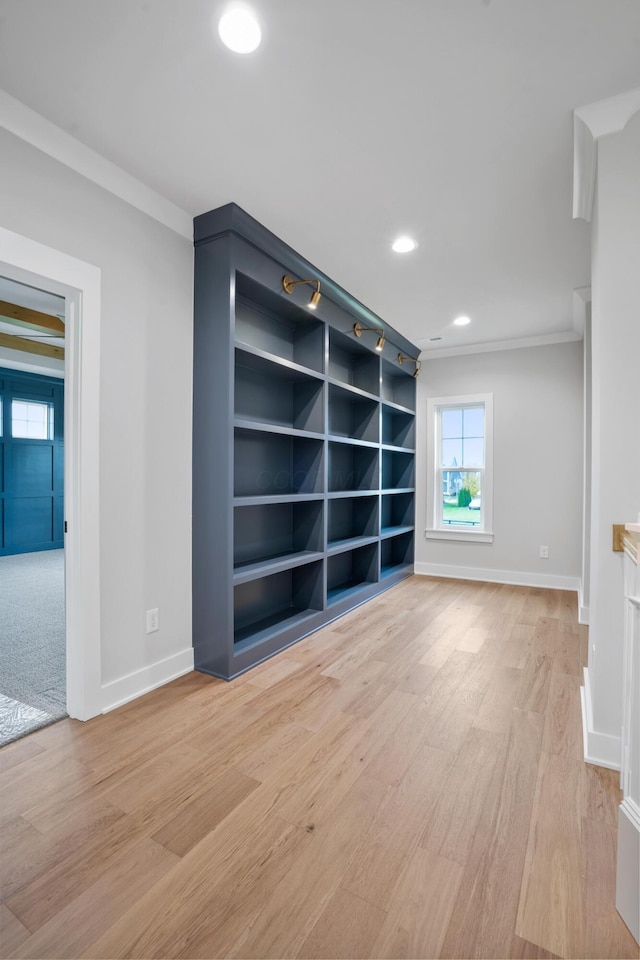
580, 667, 621, 771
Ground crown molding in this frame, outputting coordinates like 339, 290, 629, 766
418, 330, 582, 360
0, 89, 192, 240
573, 87, 640, 222
573, 285, 591, 336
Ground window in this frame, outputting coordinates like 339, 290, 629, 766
426, 393, 493, 542
11, 399, 54, 439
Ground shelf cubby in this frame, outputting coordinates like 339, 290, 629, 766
235, 349, 324, 433
328, 328, 380, 396
327, 543, 379, 605
234, 428, 324, 497
234, 499, 324, 574
380, 530, 414, 578
328, 383, 379, 443
380, 359, 416, 411
328, 495, 379, 552
382, 405, 415, 449
234, 559, 324, 651
328, 442, 379, 493
381, 492, 414, 535
235, 274, 324, 374
382, 449, 415, 490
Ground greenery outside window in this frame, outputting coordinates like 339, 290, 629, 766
426, 393, 494, 542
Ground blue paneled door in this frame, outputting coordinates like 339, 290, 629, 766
0, 367, 64, 556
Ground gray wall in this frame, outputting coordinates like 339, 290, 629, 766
0, 128, 193, 696
415, 340, 583, 584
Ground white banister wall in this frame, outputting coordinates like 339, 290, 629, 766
582, 108, 640, 769
615, 527, 640, 945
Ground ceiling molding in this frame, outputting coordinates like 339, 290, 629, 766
419, 330, 582, 361
573, 87, 640, 222
573, 115, 597, 224
0, 89, 193, 240
572, 286, 591, 337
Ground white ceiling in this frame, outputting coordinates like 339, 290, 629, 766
0, 0, 639, 352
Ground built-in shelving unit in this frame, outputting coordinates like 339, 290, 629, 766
327, 495, 379, 553
193, 203, 420, 679
382, 448, 415, 491
327, 542, 379, 606
381, 530, 414, 579
382, 404, 415, 448
235, 349, 324, 433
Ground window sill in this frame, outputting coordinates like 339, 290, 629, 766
425, 528, 494, 543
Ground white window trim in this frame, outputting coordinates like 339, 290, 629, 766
426, 392, 494, 543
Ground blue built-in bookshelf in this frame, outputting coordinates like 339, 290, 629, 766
192, 204, 419, 679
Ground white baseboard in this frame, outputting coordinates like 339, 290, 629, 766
580, 666, 621, 771
616, 799, 640, 944
414, 562, 580, 593
101, 647, 194, 714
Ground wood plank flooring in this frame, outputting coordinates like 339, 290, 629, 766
1, 576, 638, 959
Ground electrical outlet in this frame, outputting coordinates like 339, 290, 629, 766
539, 546, 549, 559
146, 608, 159, 634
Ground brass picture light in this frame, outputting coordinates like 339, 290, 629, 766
353, 322, 385, 352
397, 353, 422, 378
282, 275, 321, 309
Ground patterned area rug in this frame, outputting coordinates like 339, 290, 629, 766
0, 693, 59, 745
0, 549, 67, 745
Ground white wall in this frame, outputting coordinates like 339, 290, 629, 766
584, 110, 640, 767
415, 341, 583, 588
0, 127, 194, 708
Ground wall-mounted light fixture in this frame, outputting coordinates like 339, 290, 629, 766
398, 353, 422, 378
282, 275, 321, 309
353, 322, 385, 352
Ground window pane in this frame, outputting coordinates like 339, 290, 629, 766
462, 437, 484, 467
12, 401, 28, 421
441, 470, 482, 527
463, 407, 484, 438
441, 438, 462, 467
12, 399, 53, 440
441, 408, 462, 439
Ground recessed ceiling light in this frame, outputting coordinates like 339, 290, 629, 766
391, 236, 417, 253
217, 5, 262, 53
453, 315, 471, 326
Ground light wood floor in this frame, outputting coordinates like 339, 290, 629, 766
1, 576, 638, 960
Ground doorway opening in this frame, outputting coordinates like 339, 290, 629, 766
0, 226, 102, 732
0, 283, 66, 741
